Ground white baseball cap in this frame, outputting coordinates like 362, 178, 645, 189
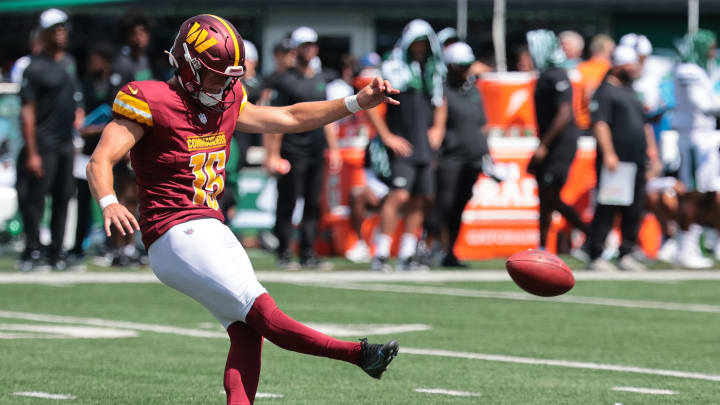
620, 33, 653, 56
39, 8, 68, 30
243, 40, 258, 62
443, 42, 475, 65
635, 35, 653, 56
291, 26, 318, 46
612, 45, 639, 66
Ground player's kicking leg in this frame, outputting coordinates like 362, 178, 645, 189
244, 293, 398, 379
148, 218, 399, 404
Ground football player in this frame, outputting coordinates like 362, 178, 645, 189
87, 14, 399, 405
672, 29, 720, 268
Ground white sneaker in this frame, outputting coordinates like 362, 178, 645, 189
345, 240, 371, 263
704, 227, 718, 251
570, 247, 590, 264
656, 238, 678, 263
618, 255, 648, 272
588, 258, 620, 272
677, 226, 713, 269
713, 238, 720, 262
677, 251, 714, 269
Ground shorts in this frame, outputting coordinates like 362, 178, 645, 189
531, 141, 576, 189
389, 160, 434, 197
678, 133, 720, 193
534, 159, 572, 188
148, 217, 267, 329
362, 169, 390, 200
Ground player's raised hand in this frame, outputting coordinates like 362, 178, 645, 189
103, 203, 140, 237
356, 77, 400, 110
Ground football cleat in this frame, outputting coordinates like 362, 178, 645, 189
395, 258, 429, 272
357, 338, 399, 380
370, 256, 392, 272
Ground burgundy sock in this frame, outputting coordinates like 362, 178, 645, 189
245, 293, 362, 364
224, 321, 263, 405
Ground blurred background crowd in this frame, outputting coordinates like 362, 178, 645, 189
2, 0, 720, 273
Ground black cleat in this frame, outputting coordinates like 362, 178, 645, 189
357, 338, 399, 379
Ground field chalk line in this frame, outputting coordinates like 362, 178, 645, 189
612, 386, 677, 395
309, 282, 720, 314
403, 348, 720, 383
13, 392, 76, 400
2, 309, 719, 383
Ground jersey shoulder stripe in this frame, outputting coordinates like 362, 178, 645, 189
113, 89, 153, 127
238, 84, 248, 115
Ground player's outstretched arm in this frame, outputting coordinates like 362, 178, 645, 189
237, 77, 399, 134
87, 119, 144, 237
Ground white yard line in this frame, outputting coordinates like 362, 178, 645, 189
0, 324, 138, 339
3, 309, 719, 383
402, 348, 720, 382
0, 310, 227, 338
3, 270, 720, 285
414, 388, 481, 397
218, 391, 284, 398
612, 386, 677, 395
0, 311, 429, 339
13, 392, 76, 400
310, 282, 720, 314
255, 393, 284, 398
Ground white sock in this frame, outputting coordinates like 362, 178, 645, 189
681, 224, 702, 254
374, 234, 392, 258
398, 233, 418, 260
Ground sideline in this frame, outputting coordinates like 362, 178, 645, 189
2, 270, 720, 285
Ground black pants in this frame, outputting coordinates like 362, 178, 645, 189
16, 145, 75, 255
427, 161, 481, 256
72, 178, 92, 254
587, 168, 646, 260
274, 157, 324, 259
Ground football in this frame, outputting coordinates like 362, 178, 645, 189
505, 249, 575, 297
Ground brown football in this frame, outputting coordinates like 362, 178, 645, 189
505, 249, 575, 297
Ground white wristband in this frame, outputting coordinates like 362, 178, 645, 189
99, 194, 119, 210
344, 95, 362, 114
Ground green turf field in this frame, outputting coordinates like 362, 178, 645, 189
1, 266, 720, 404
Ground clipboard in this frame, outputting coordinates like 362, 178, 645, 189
597, 162, 637, 206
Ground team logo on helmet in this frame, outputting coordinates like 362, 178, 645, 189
185, 22, 218, 54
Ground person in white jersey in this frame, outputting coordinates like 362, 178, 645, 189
673, 29, 720, 268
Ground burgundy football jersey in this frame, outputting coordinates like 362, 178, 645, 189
111, 80, 247, 248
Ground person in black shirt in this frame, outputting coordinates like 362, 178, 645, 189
220, 39, 270, 220
526, 30, 589, 252
368, 19, 447, 271
264, 27, 341, 270
113, 14, 154, 84
70, 42, 118, 261
426, 42, 491, 267
585, 45, 660, 272
16, 9, 84, 270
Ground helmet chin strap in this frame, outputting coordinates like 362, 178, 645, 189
198, 89, 223, 107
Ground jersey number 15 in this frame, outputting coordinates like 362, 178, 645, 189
189, 150, 226, 210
